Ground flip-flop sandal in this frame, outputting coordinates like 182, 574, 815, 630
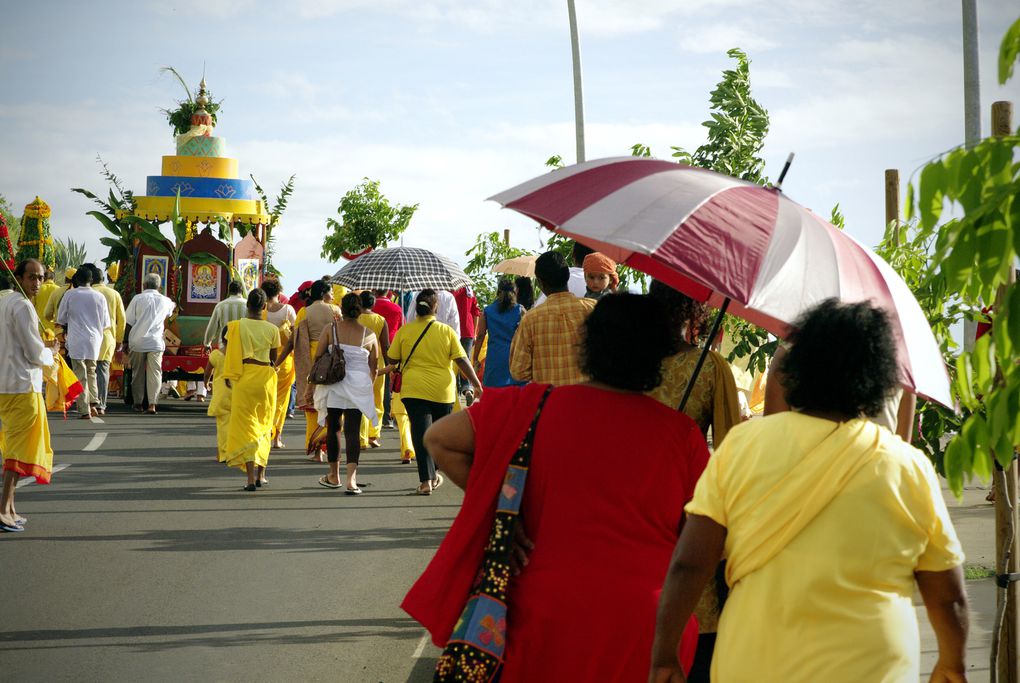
318, 476, 342, 489
0, 522, 25, 532
415, 486, 432, 496
432, 474, 445, 491
345, 487, 363, 495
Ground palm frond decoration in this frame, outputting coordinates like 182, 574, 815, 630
54, 237, 89, 275
159, 66, 193, 103
250, 174, 297, 272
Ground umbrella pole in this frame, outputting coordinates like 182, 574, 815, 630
678, 298, 731, 412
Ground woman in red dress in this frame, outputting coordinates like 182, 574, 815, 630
403, 293, 707, 682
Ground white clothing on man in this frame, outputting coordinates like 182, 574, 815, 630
125, 289, 176, 352
534, 266, 586, 306
0, 292, 54, 394
405, 290, 460, 336
57, 286, 111, 361
204, 294, 247, 345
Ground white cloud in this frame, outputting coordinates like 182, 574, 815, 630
678, 25, 778, 54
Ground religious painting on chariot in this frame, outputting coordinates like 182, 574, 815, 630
141, 255, 169, 295
237, 258, 260, 294
186, 262, 222, 303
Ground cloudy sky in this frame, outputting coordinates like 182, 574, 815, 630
1, 0, 1017, 292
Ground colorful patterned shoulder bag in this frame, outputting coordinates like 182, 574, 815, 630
434, 386, 554, 683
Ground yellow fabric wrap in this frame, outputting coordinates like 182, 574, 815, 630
272, 322, 296, 439
0, 392, 53, 484
709, 350, 742, 446
223, 365, 277, 471
206, 349, 232, 461
44, 354, 82, 413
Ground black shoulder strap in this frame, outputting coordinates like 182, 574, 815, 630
401, 320, 435, 371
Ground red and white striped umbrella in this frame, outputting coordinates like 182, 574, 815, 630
489, 157, 951, 406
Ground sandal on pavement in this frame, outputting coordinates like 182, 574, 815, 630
345, 487, 363, 495
243, 484, 257, 492
0, 521, 25, 532
432, 473, 444, 491
318, 476, 342, 489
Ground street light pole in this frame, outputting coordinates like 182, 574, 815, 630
961, 0, 981, 352
567, 0, 586, 164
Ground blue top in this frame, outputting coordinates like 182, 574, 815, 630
482, 301, 525, 388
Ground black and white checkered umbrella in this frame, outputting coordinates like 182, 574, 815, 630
330, 246, 473, 291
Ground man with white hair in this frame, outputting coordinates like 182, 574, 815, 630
124, 273, 176, 414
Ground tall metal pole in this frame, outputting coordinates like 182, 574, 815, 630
567, 0, 586, 164
992, 98, 1018, 683
962, 0, 981, 352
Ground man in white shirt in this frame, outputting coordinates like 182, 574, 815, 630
124, 273, 176, 414
57, 268, 111, 419
0, 259, 56, 532
405, 289, 460, 336
534, 242, 590, 305
204, 280, 247, 348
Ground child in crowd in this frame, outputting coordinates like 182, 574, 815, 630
204, 327, 232, 463
582, 252, 620, 300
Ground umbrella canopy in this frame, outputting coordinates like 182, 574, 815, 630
492, 254, 537, 277
489, 157, 951, 407
330, 246, 472, 292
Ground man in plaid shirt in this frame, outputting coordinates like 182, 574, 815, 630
509, 250, 596, 386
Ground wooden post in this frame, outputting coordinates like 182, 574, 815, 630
884, 169, 900, 245
991, 99, 1018, 683
503, 228, 510, 246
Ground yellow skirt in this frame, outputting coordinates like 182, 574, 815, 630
208, 376, 233, 462
0, 392, 54, 484
273, 354, 296, 439
224, 365, 277, 471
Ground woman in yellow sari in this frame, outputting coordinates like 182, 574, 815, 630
262, 279, 296, 449
650, 300, 967, 683
203, 326, 231, 462
221, 289, 280, 491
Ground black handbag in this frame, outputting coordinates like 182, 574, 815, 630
309, 322, 346, 385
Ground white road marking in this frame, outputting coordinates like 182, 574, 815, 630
82, 432, 108, 452
412, 632, 429, 658
16, 464, 70, 488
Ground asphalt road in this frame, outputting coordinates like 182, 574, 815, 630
0, 399, 452, 682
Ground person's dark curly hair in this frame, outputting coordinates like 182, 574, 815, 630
580, 293, 679, 392
648, 279, 710, 345
780, 299, 899, 418
341, 292, 364, 319
360, 290, 376, 309
260, 279, 282, 299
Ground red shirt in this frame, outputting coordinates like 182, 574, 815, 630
372, 297, 403, 343
453, 287, 481, 340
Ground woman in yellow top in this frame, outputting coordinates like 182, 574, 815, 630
650, 300, 968, 683
262, 279, 297, 449
221, 289, 280, 491
387, 289, 483, 495
203, 326, 231, 463
278, 281, 341, 459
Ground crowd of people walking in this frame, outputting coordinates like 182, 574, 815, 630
0, 240, 970, 682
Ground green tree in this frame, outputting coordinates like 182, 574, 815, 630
902, 15, 1020, 494
464, 232, 534, 304
321, 178, 418, 261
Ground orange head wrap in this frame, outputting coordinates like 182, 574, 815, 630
582, 252, 619, 289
